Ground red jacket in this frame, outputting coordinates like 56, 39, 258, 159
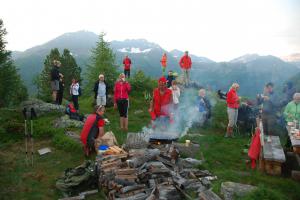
123, 58, 132, 70
80, 114, 105, 145
114, 81, 131, 103
226, 88, 239, 109
160, 55, 167, 67
179, 55, 192, 69
151, 88, 172, 119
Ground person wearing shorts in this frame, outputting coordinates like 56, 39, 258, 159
114, 73, 131, 131
50, 60, 62, 104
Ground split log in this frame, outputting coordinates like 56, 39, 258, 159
126, 149, 160, 168
114, 193, 150, 200
115, 168, 137, 175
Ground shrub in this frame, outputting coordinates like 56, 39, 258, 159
129, 70, 156, 93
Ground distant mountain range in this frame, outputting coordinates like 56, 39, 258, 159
12, 30, 300, 97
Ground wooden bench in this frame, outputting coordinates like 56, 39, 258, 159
258, 120, 286, 175
263, 135, 286, 175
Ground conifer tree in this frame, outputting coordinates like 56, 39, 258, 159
37, 48, 81, 101
86, 33, 118, 93
0, 19, 27, 107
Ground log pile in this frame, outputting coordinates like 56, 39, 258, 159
96, 143, 219, 199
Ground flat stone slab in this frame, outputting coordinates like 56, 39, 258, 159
221, 181, 257, 200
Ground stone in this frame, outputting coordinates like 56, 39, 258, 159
21, 98, 65, 117
54, 115, 84, 128
65, 131, 81, 143
221, 181, 257, 200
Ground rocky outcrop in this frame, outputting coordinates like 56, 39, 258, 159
20, 99, 65, 117
221, 181, 257, 200
53, 115, 84, 128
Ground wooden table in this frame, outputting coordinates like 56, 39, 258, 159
287, 126, 300, 154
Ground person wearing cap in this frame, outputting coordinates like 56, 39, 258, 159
114, 73, 131, 131
149, 77, 173, 125
179, 51, 192, 86
50, 60, 62, 104
284, 93, 300, 123
80, 105, 106, 156
160, 53, 167, 75
94, 74, 108, 106
225, 83, 240, 137
123, 55, 132, 78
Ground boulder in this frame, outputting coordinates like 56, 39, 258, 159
54, 115, 84, 128
20, 98, 65, 117
65, 131, 81, 143
221, 181, 257, 200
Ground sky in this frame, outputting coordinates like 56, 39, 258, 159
1, 0, 299, 61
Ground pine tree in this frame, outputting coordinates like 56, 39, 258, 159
36, 48, 61, 101
86, 33, 118, 94
0, 19, 27, 107
60, 49, 81, 98
36, 48, 81, 101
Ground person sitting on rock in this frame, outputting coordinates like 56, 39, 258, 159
80, 105, 106, 156
149, 77, 173, 128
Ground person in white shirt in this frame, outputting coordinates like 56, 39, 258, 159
169, 80, 180, 110
70, 78, 80, 111
94, 74, 107, 106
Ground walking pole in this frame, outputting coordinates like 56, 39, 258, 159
30, 108, 37, 167
22, 108, 28, 166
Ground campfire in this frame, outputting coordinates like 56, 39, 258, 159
96, 136, 217, 200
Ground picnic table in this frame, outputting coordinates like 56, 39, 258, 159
258, 119, 286, 175
287, 126, 300, 154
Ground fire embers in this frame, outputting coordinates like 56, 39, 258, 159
96, 144, 217, 199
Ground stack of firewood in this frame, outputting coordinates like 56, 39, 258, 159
96, 144, 219, 200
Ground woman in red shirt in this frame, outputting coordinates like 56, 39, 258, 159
114, 73, 131, 131
226, 83, 240, 137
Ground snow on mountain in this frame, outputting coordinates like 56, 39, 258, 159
230, 54, 260, 63
118, 47, 152, 54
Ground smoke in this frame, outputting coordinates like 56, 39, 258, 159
139, 86, 215, 140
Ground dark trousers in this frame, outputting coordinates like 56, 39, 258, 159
56, 91, 63, 105
117, 99, 128, 118
72, 95, 79, 110
124, 69, 130, 78
262, 113, 276, 135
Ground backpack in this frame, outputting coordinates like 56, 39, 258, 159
56, 160, 97, 196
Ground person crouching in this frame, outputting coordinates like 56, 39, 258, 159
80, 105, 106, 156
149, 77, 173, 128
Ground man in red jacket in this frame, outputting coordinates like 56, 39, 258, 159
123, 55, 132, 78
179, 51, 192, 86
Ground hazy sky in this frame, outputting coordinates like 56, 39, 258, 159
1, 0, 299, 61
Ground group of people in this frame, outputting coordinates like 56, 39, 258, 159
76, 50, 197, 155
225, 81, 300, 138
50, 60, 80, 110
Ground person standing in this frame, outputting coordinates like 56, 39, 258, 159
160, 53, 167, 75
70, 78, 80, 111
260, 82, 281, 135
226, 83, 240, 137
166, 70, 175, 88
169, 80, 180, 111
50, 60, 62, 104
196, 89, 211, 126
94, 74, 108, 106
123, 55, 132, 78
179, 51, 192, 86
56, 75, 64, 105
284, 93, 300, 123
114, 73, 131, 131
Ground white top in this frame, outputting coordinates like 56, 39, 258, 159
170, 86, 180, 104
70, 83, 79, 96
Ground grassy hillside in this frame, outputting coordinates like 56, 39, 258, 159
0, 89, 300, 199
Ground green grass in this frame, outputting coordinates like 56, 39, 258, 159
1, 91, 300, 199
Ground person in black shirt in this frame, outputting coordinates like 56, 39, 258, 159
166, 70, 175, 88
56, 75, 64, 105
50, 60, 62, 104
